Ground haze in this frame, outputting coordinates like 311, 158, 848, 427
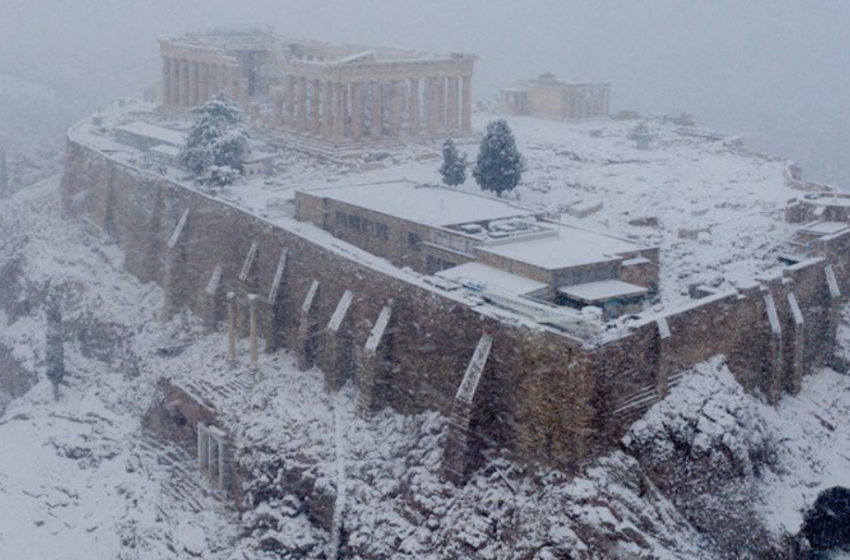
2, 0, 849, 185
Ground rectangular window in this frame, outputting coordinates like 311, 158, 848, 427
349, 215, 361, 230
408, 231, 422, 248
376, 223, 389, 240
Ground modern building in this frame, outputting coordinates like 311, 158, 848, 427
295, 181, 658, 319
501, 72, 610, 121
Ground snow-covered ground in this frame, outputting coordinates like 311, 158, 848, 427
86, 103, 803, 311
0, 178, 235, 559
2, 158, 848, 557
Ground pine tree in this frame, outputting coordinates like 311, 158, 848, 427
180, 93, 248, 187
439, 139, 467, 187
0, 145, 9, 199
45, 291, 65, 401
473, 119, 525, 197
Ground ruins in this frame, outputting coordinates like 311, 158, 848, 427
54, 28, 850, 500
159, 27, 476, 148
501, 72, 611, 120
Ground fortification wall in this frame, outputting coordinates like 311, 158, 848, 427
61, 137, 596, 473
61, 131, 848, 478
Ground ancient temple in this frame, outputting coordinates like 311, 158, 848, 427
159, 28, 476, 148
501, 72, 610, 121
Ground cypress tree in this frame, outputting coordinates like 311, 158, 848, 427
439, 139, 467, 187
473, 119, 525, 197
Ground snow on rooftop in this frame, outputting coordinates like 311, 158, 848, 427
558, 279, 648, 303
114, 122, 187, 147
436, 261, 549, 295
798, 220, 850, 236
305, 181, 536, 228
79, 103, 806, 311
479, 223, 639, 270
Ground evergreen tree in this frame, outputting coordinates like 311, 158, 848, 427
473, 119, 525, 197
439, 139, 467, 187
180, 93, 248, 187
45, 291, 65, 401
0, 145, 8, 198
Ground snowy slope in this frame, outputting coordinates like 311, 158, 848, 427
0, 178, 236, 560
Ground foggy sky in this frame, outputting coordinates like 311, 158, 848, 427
3, 0, 850, 185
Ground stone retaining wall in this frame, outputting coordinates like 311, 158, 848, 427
62, 133, 848, 480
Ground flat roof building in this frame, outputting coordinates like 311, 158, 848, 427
295, 181, 658, 319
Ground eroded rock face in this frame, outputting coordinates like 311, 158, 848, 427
624, 357, 785, 559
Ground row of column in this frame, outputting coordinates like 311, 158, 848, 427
272, 74, 472, 143
564, 87, 610, 120
162, 56, 242, 109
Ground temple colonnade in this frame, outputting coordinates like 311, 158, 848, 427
160, 54, 245, 109
270, 71, 473, 143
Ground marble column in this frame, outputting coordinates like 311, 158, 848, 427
446, 76, 459, 134
408, 78, 420, 137
310, 80, 321, 136
426, 77, 439, 134
212, 65, 222, 96
297, 77, 308, 133
169, 58, 179, 107
271, 86, 284, 127
238, 78, 250, 109
390, 81, 402, 140
188, 61, 198, 106
285, 74, 296, 131
198, 62, 210, 104
228, 66, 241, 101
333, 82, 346, 142
351, 81, 364, 142
161, 57, 171, 106
461, 75, 472, 133
436, 77, 446, 129
371, 81, 382, 139
178, 59, 189, 107
322, 81, 334, 140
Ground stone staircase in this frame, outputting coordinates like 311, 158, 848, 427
613, 370, 690, 425
137, 435, 227, 521
177, 369, 262, 412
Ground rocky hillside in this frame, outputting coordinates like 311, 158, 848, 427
2, 178, 850, 559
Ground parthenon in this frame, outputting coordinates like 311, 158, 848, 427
159, 28, 476, 147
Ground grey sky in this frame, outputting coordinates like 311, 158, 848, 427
3, 0, 849, 184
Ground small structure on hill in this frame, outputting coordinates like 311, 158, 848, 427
501, 72, 610, 121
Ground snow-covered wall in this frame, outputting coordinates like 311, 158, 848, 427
60, 128, 850, 477
60, 135, 602, 474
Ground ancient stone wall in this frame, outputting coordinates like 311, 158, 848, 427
61, 138, 595, 474
62, 135, 847, 480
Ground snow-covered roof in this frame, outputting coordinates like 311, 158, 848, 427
798, 221, 850, 236
150, 144, 181, 157
558, 280, 648, 304
479, 224, 640, 270
436, 262, 549, 296
305, 181, 538, 228
114, 122, 187, 147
